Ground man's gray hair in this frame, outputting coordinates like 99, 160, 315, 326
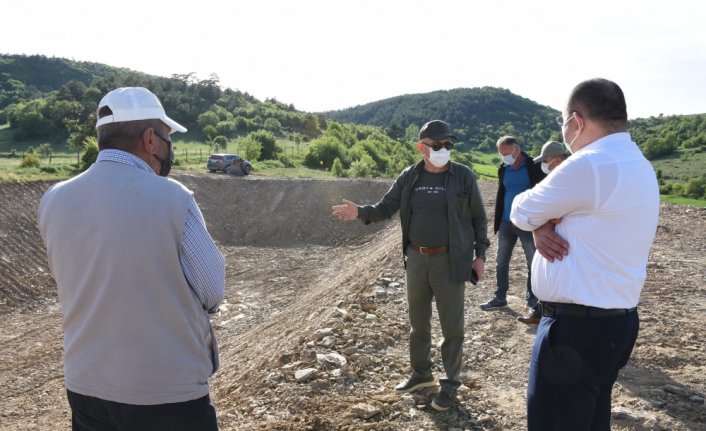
496, 135, 519, 148
97, 119, 165, 152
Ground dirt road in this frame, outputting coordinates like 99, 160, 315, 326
0, 175, 704, 430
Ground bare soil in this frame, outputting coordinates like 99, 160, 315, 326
0, 174, 704, 430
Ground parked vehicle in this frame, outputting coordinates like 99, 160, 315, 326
207, 154, 252, 175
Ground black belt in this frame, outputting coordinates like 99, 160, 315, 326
409, 243, 449, 256
539, 302, 637, 318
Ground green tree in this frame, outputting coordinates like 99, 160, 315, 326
304, 114, 319, 134
263, 117, 282, 134
197, 111, 219, 129
304, 136, 346, 169
684, 176, 706, 199
331, 158, 345, 177
349, 154, 376, 178
215, 120, 237, 137
202, 124, 218, 139
66, 131, 86, 163
385, 122, 404, 141
37, 143, 53, 160
248, 130, 278, 160
292, 132, 303, 154
211, 135, 229, 152
81, 137, 99, 170
641, 137, 677, 160
239, 136, 262, 161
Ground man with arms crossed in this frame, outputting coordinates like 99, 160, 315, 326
510, 78, 659, 430
39, 87, 225, 430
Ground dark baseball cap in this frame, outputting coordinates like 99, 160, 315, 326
419, 120, 456, 141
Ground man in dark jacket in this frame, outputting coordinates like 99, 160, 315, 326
332, 120, 489, 412
479, 136, 545, 319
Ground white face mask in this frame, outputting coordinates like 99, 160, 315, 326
562, 113, 581, 153
502, 154, 516, 165
541, 162, 550, 174
428, 148, 451, 167
563, 131, 580, 154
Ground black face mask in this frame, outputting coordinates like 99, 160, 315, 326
152, 149, 173, 177
151, 130, 174, 177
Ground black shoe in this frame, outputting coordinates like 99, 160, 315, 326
431, 389, 454, 411
479, 297, 508, 311
395, 373, 435, 393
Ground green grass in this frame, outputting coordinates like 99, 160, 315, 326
661, 194, 706, 208
472, 163, 498, 180
465, 150, 499, 180
250, 165, 333, 178
651, 148, 706, 182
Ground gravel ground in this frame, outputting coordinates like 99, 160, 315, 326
0, 175, 704, 430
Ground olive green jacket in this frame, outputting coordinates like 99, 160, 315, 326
358, 160, 489, 282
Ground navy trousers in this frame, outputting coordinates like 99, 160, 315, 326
66, 390, 218, 431
527, 310, 639, 431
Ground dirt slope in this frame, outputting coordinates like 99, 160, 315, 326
0, 174, 704, 430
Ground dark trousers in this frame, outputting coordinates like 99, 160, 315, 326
527, 310, 639, 431
66, 390, 218, 431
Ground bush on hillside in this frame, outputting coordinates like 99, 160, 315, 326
19, 153, 41, 168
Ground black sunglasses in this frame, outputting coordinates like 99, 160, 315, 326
423, 141, 454, 151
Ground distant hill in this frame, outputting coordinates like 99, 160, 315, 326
0, 54, 148, 94
324, 87, 561, 149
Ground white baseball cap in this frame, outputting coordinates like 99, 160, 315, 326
95, 87, 187, 134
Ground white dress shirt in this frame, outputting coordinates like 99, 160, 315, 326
510, 132, 659, 308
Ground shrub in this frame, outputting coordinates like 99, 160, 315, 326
349, 154, 376, 178
641, 137, 678, 160
331, 158, 345, 177
40, 166, 58, 173
659, 184, 673, 195
254, 160, 285, 170
304, 136, 346, 169
278, 153, 296, 168
19, 153, 41, 168
238, 136, 262, 161
684, 177, 706, 199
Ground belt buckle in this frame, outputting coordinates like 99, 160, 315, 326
540, 303, 554, 317
419, 246, 430, 255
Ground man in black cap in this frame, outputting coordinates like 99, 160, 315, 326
333, 120, 489, 411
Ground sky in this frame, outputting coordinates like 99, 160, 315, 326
2, 0, 706, 119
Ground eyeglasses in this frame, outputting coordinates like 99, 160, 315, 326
423, 141, 454, 151
555, 111, 577, 127
153, 130, 172, 147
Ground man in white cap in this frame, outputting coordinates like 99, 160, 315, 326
39, 87, 225, 430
